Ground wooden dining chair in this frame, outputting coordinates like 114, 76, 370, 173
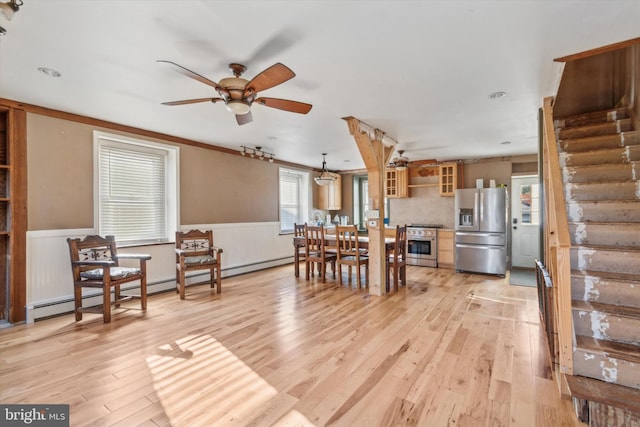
387, 225, 407, 292
336, 224, 369, 288
67, 234, 151, 323
175, 229, 223, 299
305, 225, 337, 282
293, 223, 308, 278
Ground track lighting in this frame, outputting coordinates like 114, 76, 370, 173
240, 145, 274, 163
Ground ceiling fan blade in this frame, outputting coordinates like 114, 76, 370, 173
161, 98, 223, 106
244, 29, 299, 64
157, 60, 222, 90
244, 63, 295, 95
254, 97, 312, 114
236, 111, 253, 126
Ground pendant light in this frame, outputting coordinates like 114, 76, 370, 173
314, 153, 336, 186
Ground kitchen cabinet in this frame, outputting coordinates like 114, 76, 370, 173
316, 173, 342, 210
385, 168, 409, 198
439, 163, 463, 196
437, 229, 455, 268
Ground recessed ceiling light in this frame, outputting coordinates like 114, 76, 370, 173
501, 141, 511, 145
489, 91, 507, 99
38, 67, 61, 77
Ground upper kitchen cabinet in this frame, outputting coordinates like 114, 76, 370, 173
316, 173, 342, 210
439, 163, 463, 196
385, 168, 409, 198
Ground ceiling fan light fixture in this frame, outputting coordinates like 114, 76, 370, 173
0, 0, 22, 21
314, 153, 336, 186
226, 100, 251, 115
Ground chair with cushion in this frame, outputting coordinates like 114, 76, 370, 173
336, 224, 369, 288
67, 234, 151, 323
305, 225, 337, 282
175, 229, 223, 299
387, 225, 407, 292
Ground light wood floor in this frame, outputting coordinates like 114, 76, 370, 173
0, 264, 584, 426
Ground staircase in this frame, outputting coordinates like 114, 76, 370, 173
555, 107, 640, 426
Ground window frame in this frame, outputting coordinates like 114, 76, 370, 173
93, 131, 180, 245
278, 167, 310, 234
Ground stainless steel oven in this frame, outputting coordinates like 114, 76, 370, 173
407, 224, 442, 267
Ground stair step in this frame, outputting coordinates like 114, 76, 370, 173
565, 180, 640, 201
566, 375, 640, 416
559, 129, 639, 153
559, 144, 640, 167
572, 299, 640, 344
572, 270, 640, 309
570, 245, 640, 275
574, 335, 640, 390
557, 118, 633, 140
563, 162, 640, 183
555, 107, 629, 128
568, 222, 640, 247
567, 200, 640, 223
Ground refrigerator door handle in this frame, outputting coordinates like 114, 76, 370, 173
456, 243, 503, 250
479, 191, 484, 227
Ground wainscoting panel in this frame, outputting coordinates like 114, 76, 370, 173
26, 222, 294, 322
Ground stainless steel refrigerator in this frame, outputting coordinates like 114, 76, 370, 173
454, 188, 507, 275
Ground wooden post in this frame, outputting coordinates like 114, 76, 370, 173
343, 117, 396, 296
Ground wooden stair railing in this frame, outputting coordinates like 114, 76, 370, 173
542, 97, 574, 378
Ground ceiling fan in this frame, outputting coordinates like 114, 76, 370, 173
158, 60, 312, 125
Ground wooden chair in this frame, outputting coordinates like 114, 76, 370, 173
293, 223, 307, 278
67, 235, 151, 323
336, 224, 369, 288
305, 225, 337, 282
175, 229, 223, 299
387, 225, 407, 292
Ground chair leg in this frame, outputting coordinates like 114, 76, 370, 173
338, 263, 343, 285
140, 275, 147, 310
215, 266, 222, 294
74, 286, 82, 321
114, 285, 121, 308
305, 261, 310, 281
103, 286, 111, 323
356, 264, 361, 288
179, 270, 186, 300
394, 262, 400, 292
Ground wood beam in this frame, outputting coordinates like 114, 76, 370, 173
343, 116, 397, 296
554, 37, 640, 62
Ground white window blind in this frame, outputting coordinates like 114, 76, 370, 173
95, 132, 179, 244
279, 168, 309, 233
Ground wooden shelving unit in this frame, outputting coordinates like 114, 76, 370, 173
0, 106, 27, 323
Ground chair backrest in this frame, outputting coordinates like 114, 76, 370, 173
394, 225, 407, 261
336, 225, 360, 257
305, 225, 326, 257
294, 223, 306, 238
176, 229, 213, 257
67, 235, 119, 280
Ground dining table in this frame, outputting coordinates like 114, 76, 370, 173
292, 233, 396, 279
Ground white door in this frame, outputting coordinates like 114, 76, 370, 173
511, 175, 540, 268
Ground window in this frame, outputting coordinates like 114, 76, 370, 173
279, 168, 310, 233
354, 175, 390, 231
94, 131, 179, 244
520, 183, 540, 225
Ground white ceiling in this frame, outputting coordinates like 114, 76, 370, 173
1, 1, 638, 171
